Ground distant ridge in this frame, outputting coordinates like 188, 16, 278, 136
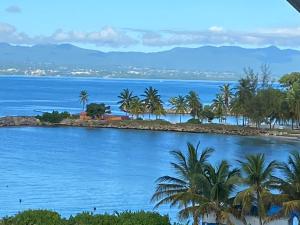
0, 43, 299, 76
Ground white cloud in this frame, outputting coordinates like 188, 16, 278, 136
140, 27, 300, 48
0, 24, 137, 47
49, 27, 137, 47
209, 26, 224, 32
1, 21, 300, 49
5, 5, 22, 13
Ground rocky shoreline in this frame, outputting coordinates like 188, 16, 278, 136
0, 116, 299, 139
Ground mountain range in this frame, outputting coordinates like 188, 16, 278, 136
0, 43, 299, 79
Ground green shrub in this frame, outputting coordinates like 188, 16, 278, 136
86, 103, 111, 119
2, 210, 64, 225
0, 210, 171, 225
36, 111, 70, 123
186, 118, 201, 124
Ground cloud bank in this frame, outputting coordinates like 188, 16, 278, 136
1, 22, 300, 49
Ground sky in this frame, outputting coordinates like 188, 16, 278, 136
0, 0, 300, 52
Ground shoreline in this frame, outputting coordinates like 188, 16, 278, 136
0, 116, 299, 140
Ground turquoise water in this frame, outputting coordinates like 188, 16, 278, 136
0, 76, 297, 220
0, 76, 232, 117
0, 126, 299, 219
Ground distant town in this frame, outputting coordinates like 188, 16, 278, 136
0, 66, 240, 80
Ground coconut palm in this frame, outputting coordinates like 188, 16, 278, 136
234, 154, 280, 225
128, 97, 144, 119
169, 95, 188, 123
220, 84, 233, 114
118, 89, 136, 115
151, 143, 214, 225
79, 90, 89, 111
142, 86, 162, 119
273, 151, 300, 217
186, 91, 202, 120
212, 94, 225, 123
182, 160, 240, 225
153, 102, 166, 119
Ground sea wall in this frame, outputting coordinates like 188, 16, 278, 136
0, 116, 298, 139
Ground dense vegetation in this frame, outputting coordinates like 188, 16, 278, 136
117, 69, 300, 129
36, 111, 71, 123
0, 210, 171, 225
152, 142, 300, 225
86, 103, 111, 119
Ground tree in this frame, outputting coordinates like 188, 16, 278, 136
287, 82, 300, 129
274, 151, 300, 218
233, 69, 258, 126
220, 84, 233, 114
86, 103, 111, 119
201, 161, 240, 225
153, 102, 166, 119
79, 90, 89, 111
234, 154, 279, 225
212, 94, 225, 123
186, 91, 202, 120
151, 143, 214, 225
202, 105, 215, 123
118, 89, 136, 115
142, 87, 163, 119
169, 96, 188, 123
279, 72, 300, 89
260, 64, 272, 89
128, 97, 144, 119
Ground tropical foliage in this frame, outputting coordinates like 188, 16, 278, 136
1, 210, 171, 225
36, 111, 70, 123
86, 103, 111, 119
79, 90, 89, 111
152, 142, 300, 225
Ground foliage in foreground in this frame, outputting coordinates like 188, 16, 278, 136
152, 142, 300, 225
1, 210, 171, 225
36, 111, 71, 123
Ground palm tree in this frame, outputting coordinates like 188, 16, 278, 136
220, 84, 233, 114
169, 95, 188, 123
186, 91, 202, 120
188, 161, 240, 225
79, 90, 89, 111
153, 102, 166, 119
151, 143, 214, 225
118, 89, 136, 115
128, 97, 144, 119
142, 86, 162, 119
234, 154, 280, 225
273, 151, 300, 218
212, 94, 225, 123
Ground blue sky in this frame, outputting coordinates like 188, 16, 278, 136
0, 0, 299, 52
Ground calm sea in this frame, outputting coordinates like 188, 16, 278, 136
0, 76, 297, 221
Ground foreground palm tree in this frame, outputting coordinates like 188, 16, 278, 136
169, 95, 188, 123
181, 160, 240, 225
79, 90, 89, 111
274, 151, 300, 218
151, 143, 214, 225
118, 89, 136, 115
234, 154, 279, 225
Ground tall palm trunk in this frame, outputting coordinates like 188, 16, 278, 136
257, 190, 263, 225
192, 201, 198, 225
